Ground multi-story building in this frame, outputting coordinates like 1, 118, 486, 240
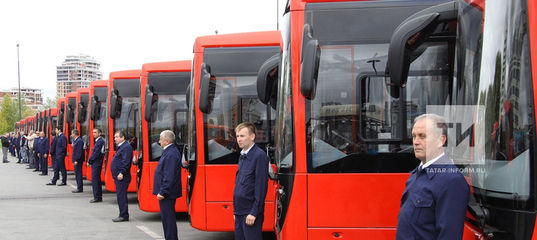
56, 55, 102, 97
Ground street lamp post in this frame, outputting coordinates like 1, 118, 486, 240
16, 44, 22, 121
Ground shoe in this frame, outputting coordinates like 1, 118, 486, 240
72, 190, 83, 193
46, 182, 56, 186
39, 173, 48, 176
57, 183, 67, 186
112, 217, 128, 222
90, 198, 103, 203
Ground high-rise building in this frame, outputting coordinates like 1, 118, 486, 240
56, 55, 102, 97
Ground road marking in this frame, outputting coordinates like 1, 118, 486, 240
136, 225, 163, 239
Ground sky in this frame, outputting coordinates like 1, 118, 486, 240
0, 0, 285, 101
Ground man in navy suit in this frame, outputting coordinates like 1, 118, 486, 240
37, 131, 49, 176
71, 129, 85, 193
47, 126, 67, 186
88, 128, 105, 203
33, 132, 42, 171
153, 130, 182, 240
396, 114, 470, 240
111, 131, 133, 222
233, 122, 269, 240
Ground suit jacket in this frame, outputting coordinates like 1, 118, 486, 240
50, 137, 57, 157
152, 144, 182, 199
72, 137, 85, 163
396, 154, 469, 240
55, 133, 67, 158
233, 144, 269, 216
37, 137, 49, 155
88, 137, 105, 166
111, 141, 133, 179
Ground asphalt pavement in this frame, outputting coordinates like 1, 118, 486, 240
0, 154, 250, 240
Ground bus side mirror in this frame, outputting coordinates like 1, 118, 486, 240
110, 89, 120, 119
199, 63, 215, 114
300, 24, 321, 100
257, 53, 281, 110
90, 96, 99, 121
388, 1, 457, 97
77, 102, 87, 123
144, 85, 156, 122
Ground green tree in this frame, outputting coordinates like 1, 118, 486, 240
0, 94, 35, 133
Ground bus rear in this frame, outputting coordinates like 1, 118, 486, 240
138, 61, 191, 212
386, 0, 537, 239
88, 80, 108, 182
187, 31, 281, 231
106, 70, 141, 192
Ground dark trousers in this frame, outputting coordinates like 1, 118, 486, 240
234, 214, 264, 240
91, 164, 103, 200
114, 174, 131, 219
35, 153, 41, 170
52, 156, 67, 184
41, 155, 48, 175
159, 198, 178, 240
74, 161, 83, 191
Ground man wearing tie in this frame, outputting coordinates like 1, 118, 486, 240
233, 122, 269, 240
47, 127, 67, 186
396, 114, 469, 240
71, 129, 85, 193
111, 131, 133, 222
37, 131, 49, 176
153, 130, 182, 240
88, 128, 105, 203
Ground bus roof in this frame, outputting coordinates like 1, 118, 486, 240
141, 60, 191, 75
194, 31, 282, 52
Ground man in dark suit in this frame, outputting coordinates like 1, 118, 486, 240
396, 114, 470, 240
233, 122, 269, 240
88, 128, 105, 203
153, 130, 182, 240
37, 131, 49, 176
111, 131, 133, 222
47, 126, 67, 186
71, 129, 85, 193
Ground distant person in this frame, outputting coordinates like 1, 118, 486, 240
33, 132, 42, 171
396, 114, 470, 240
37, 131, 49, 176
111, 131, 133, 222
27, 131, 38, 169
47, 127, 67, 186
233, 122, 269, 240
50, 131, 57, 170
1, 133, 10, 163
71, 129, 85, 193
153, 130, 182, 240
88, 128, 105, 203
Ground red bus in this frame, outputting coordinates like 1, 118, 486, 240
385, 0, 537, 239
106, 70, 141, 192
138, 60, 191, 212
186, 31, 281, 231
65, 92, 78, 171
254, 0, 454, 239
88, 80, 109, 182
76, 88, 90, 176
47, 108, 58, 167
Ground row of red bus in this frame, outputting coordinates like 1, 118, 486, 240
14, 0, 537, 239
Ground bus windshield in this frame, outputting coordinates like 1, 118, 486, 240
147, 72, 190, 161
304, 3, 452, 173
202, 46, 280, 164
113, 79, 140, 151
